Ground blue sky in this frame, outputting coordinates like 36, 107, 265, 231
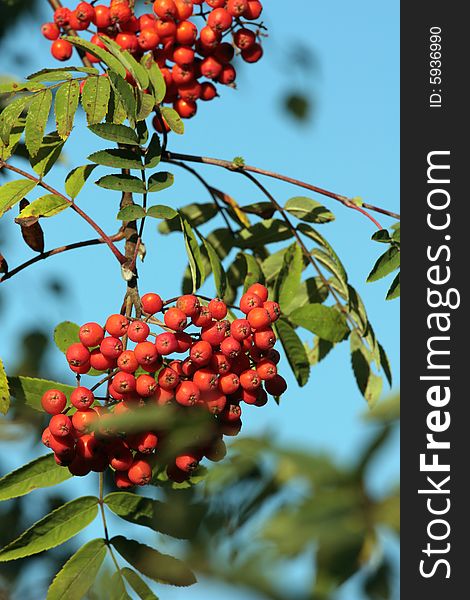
0, 1, 399, 598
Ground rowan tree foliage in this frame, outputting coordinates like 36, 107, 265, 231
0, 1, 399, 598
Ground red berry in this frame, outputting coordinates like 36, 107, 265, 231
127, 431, 158, 454
127, 320, 150, 343
247, 307, 271, 330
175, 0, 193, 19
128, 458, 153, 485
41, 389, 67, 414
244, 0, 263, 20
68, 11, 90, 31
265, 375, 288, 396
51, 39, 73, 61
173, 45, 195, 67
192, 306, 212, 328
116, 33, 139, 52
240, 292, 263, 314
155, 332, 178, 356
175, 453, 199, 473
53, 7, 71, 26
70, 387, 94, 409
255, 389, 268, 407
205, 436, 227, 461
110, 1, 132, 24
138, 28, 160, 51
208, 8, 233, 32
121, 15, 140, 33
141, 293, 163, 314
66, 343, 91, 368
174, 331, 193, 353
220, 336, 241, 359
105, 314, 129, 338
79, 322, 105, 347
230, 319, 251, 341
72, 408, 98, 434
92, 5, 112, 28
136, 374, 158, 397
100, 336, 123, 360
226, 0, 248, 17
233, 28, 256, 50
76, 2, 95, 22
220, 402, 242, 422
158, 367, 180, 391
49, 413, 73, 437
156, 19, 177, 40
90, 349, 116, 371
264, 300, 281, 322
199, 25, 221, 49
75, 434, 99, 460
153, 0, 178, 20
200, 56, 223, 80
49, 433, 75, 459
218, 373, 240, 395
176, 294, 200, 317
241, 42, 263, 63
256, 359, 278, 381
201, 320, 229, 346
174, 98, 198, 119
115, 471, 134, 489
176, 20, 197, 45
210, 352, 231, 374
214, 42, 235, 64
205, 390, 227, 414
253, 328, 276, 351
134, 341, 159, 366
200, 81, 218, 102
41, 22, 60, 41
206, 0, 225, 7
229, 353, 251, 375
109, 442, 134, 471
190, 340, 213, 366
68, 456, 91, 477
193, 368, 218, 393
208, 298, 227, 320
164, 307, 187, 331
247, 283, 268, 302
113, 371, 136, 394
139, 13, 156, 29
175, 381, 200, 406
154, 386, 175, 406
239, 369, 261, 391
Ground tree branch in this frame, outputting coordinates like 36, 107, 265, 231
162, 151, 400, 223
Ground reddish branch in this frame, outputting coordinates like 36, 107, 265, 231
0, 161, 126, 265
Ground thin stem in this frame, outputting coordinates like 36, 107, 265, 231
166, 159, 235, 234
91, 369, 118, 393
162, 151, 400, 222
0, 233, 123, 283
98, 472, 125, 583
0, 161, 126, 264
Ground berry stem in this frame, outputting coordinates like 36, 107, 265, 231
161, 151, 400, 223
0, 161, 127, 265
98, 472, 126, 584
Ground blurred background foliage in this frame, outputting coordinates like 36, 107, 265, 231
0, 1, 398, 599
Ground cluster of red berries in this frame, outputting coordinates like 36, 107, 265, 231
40, 283, 287, 488
41, 0, 265, 121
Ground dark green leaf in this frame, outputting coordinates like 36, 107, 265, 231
8, 376, 74, 412
386, 272, 400, 300
0, 117, 25, 161
146, 205, 177, 220
82, 75, 111, 126
307, 337, 335, 365
0, 95, 31, 145
367, 247, 400, 283
55, 80, 80, 140
88, 123, 139, 145
110, 572, 131, 600
159, 203, 217, 234
65, 164, 97, 200
98, 37, 149, 90
54, 321, 80, 354
88, 148, 143, 170
297, 223, 348, 284
95, 174, 146, 193
63, 36, 126, 78
160, 107, 184, 134
144, 134, 161, 169
142, 56, 166, 103
276, 243, 303, 313
290, 304, 349, 343
241, 202, 276, 219
117, 205, 146, 221
180, 214, 205, 292
122, 568, 158, 600
0, 496, 99, 561
147, 172, 174, 192
312, 248, 349, 299
106, 88, 127, 125
30, 131, 65, 177
28, 67, 98, 81
350, 332, 383, 407
136, 91, 155, 122
378, 342, 393, 386
0, 179, 37, 218
25, 89, 52, 157
201, 236, 227, 299
284, 277, 329, 314
285, 196, 335, 224
371, 229, 393, 244
0, 359, 8, 415
111, 536, 197, 587
108, 72, 136, 122
275, 319, 310, 387
16, 194, 69, 225
242, 253, 265, 292
238, 219, 292, 248
46, 538, 107, 600
0, 453, 72, 501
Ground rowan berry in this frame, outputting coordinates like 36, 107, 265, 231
226, 0, 249, 17
72, 408, 98, 434
116, 33, 139, 52
242, 42, 263, 63
90, 349, 116, 371
127, 431, 158, 454
141, 292, 163, 314
175, 453, 199, 473
210, 352, 231, 374
68, 456, 91, 477
70, 387, 94, 409
134, 341, 159, 366
100, 337, 123, 360
76, 2, 95, 22
127, 321, 149, 344
110, 1, 132, 24
200, 56, 223, 79
41, 22, 60, 41
138, 28, 160, 50
220, 336, 241, 359
218, 373, 240, 395
79, 322, 105, 347
192, 305, 213, 328
244, 0, 263, 20
75, 434, 100, 460
200, 81, 218, 101
155, 332, 178, 355
220, 402, 242, 422
155, 19, 177, 40
128, 458, 153, 485
176, 380, 201, 406
105, 314, 129, 337
92, 5, 111, 28
214, 42, 235, 64
190, 340, 213, 366
208, 8, 233, 32
230, 318, 251, 341
247, 307, 271, 330
263, 300, 281, 322
264, 375, 288, 396
239, 369, 261, 391
201, 320, 229, 346
54, 7, 71, 27
139, 13, 156, 29
253, 328, 276, 351
154, 386, 175, 406
256, 359, 277, 380
109, 443, 134, 471
115, 471, 134, 489
49, 414, 73, 438
174, 98, 198, 118
41, 389, 67, 414
136, 374, 158, 397
158, 367, 180, 391
204, 437, 227, 461
51, 39, 73, 61
164, 307, 188, 331
193, 368, 218, 392
247, 282, 269, 302
176, 20, 197, 45
206, 0, 225, 7
66, 343, 91, 368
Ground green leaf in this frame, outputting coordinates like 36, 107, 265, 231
24, 89, 53, 157
158, 203, 217, 234
0, 453, 72, 502
201, 236, 227, 299
386, 272, 400, 300
371, 229, 393, 244
283, 277, 329, 314
110, 572, 131, 600
242, 253, 265, 292
0, 359, 10, 415
290, 304, 349, 343
108, 72, 136, 122
180, 214, 205, 292
28, 67, 98, 81
241, 201, 276, 219
146, 205, 177, 220
144, 134, 161, 169
0, 81, 45, 93
63, 37, 126, 78
238, 219, 292, 248
137, 92, 156, 122
122, 568, 158, 600
350, 332, 383, 407
367, 247, 400, 283
297, 223, 348, 284
88, 122, 139, 145
378, 342, 393, 386
30, 131, 65, 177
111, 536, 197, 587
95, 174, 146, 193
65, 164, 97, 200
285, 197, 335, 224
143, 56, 166, 104
0, 496, 98, 561
275, 319, 310, 387
147, 172, 174, 192
307, 337, 335, 366
88, 148, 143, 170
55, 80, 80, 140
160, 107, 184, 134
81, 75, 111, 126
277, 243, 303, 313
117, 205, 146, 221
97, 37, 149, 90
0, 95, 31, 145
0, 117, 25, 161
17, 194, 69, 224
7, 376, 74, 412
47, 538, 107, 600
0, 179, 37, 218
54, 321, 80, 353
106, 88, 127, 125
312, 248, 349, 299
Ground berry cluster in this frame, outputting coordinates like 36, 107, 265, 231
41, 284, 287, 488
41, 0, 265, 121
